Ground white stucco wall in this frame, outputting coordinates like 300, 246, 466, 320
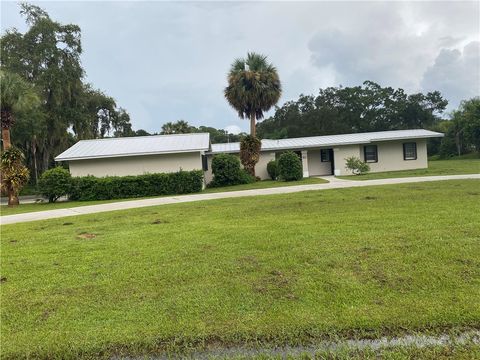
333, 145, 362, 176
307, 149, 332, 176
361, 139, 428, 173
256, 152, 276, 180
204, 151, 275, 183
68, 151, 203, 177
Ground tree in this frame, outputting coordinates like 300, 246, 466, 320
1, 3, 135, 179
224, 53, 282, 138
224, 53, 281, 175
160, 120, 192, 134
445, 98, 480, 156
257, 81, 448, 139
0, 147, 30, 206
0, 70, 39, 149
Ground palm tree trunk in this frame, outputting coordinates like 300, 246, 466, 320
250, 113, 256, 138
2, 128, 11, 150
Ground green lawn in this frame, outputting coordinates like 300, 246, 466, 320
338, 159, 480, 180
0, 177, 327, 216
1, 180, 479, 359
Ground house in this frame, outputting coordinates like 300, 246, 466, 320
55, 133, 211, 177
55, 129, 444, 181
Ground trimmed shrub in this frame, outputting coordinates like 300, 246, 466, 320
38, 167, 71, 203
345, 156, 370, 175
69, 170, 204, 201
209, 154, 255, 187
266, 160, 278, 180
240, 135, 261, 176
277, 151, 303, 181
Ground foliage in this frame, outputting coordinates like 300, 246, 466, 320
277, 151, 303, 181
267, 159, 278, 180
0, 147, 30, 205
441, 98, 480, 157
2, 181, 479, 358
159, 120, 245, 143
239, 135, 261, 176
224, 52, 282, 137
209, 153, 254, 187
1, 3, 135, 178
0, 69, 40, 149
38, 167, 72, 203
69, 170, 204, 201
257, 81, 448, 139
345, 156, 370, 175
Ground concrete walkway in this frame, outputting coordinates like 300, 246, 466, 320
1, 174, 479, 225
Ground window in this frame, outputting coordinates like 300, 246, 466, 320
363, 145, 378, 163
202, 155, 208, 171
321, 149, 331, 162
403, 142, 417, 160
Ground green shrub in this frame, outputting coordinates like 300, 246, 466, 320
345, 156, 370, 175
69, 170, 203, 201
267, 160, 278, 180
277, 151, 303, 181
209, 154, 255, 187
38, 167, 72, 203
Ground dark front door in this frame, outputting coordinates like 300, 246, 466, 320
328, 149, 334, 175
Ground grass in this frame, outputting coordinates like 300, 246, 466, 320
0, 177, 327, 216
338, 158, 480, 180
1, 180, 479, 359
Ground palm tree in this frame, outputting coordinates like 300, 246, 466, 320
0, 70, 39, 150
224, 52, 281, 138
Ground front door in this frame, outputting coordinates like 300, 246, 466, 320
328, 149, 335, 175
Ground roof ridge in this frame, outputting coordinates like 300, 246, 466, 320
76, 132, 210, 143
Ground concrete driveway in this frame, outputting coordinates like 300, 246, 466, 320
1, 174, 479, 225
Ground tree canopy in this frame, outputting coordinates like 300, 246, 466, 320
1, 3, 135, 180
257, 81, 448, 139
224, 52, 281, 137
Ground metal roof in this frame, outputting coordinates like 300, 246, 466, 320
210, 129, 444, 154
55, 133, 210, 161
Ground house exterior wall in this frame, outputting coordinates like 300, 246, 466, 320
333, 145, 362, 176
204, 151, 275, 183
360, 139, 428, 173
307, 149, 332, 176
68, 151, 203, 177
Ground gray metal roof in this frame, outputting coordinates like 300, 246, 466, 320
55, 133, 210, 161
210, 129, 443, 154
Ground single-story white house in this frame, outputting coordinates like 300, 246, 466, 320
55, 129, 444, 182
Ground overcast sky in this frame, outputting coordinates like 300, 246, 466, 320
2, 1, 479, 134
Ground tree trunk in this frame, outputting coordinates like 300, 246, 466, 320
250, 113, 256, 138
2, 128, 11, 150
7, 185, 19, 207
32, 135, 38, 184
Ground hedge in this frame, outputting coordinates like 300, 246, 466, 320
69, 170, 204, 201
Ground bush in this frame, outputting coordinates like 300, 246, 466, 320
240, 135, 261, 176
69, 170, 204, 201
0, 147, 30, 206
38, 167, 72, 203
267, 160, 278, 180
345, 156, 370, 175
277, 151, 303, 181
209, 154, 255, 187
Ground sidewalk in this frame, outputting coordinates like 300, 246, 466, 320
1, 174, 479, 225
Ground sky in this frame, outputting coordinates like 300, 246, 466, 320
1, 1, 479, 134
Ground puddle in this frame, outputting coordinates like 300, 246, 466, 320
117, 330, 480, 359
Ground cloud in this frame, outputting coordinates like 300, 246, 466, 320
224, 125, 242, 135
2, 1, 479, 132
421, 41, 480, 107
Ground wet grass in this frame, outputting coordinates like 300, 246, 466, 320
1, 180, 479, 359
0, 178, 327, 216
338, 158, 480, 180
